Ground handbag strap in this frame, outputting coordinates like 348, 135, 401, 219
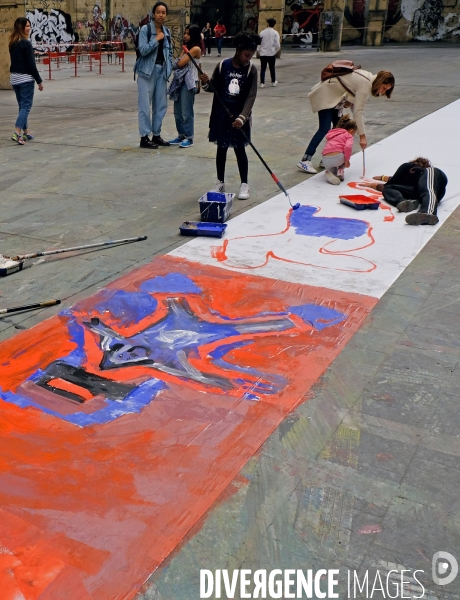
334, 71, 371, 98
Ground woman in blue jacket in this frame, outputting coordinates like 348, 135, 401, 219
9, 17, 44, 145
134, 1, 173, 149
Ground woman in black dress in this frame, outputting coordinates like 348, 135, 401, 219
200, 33, 261, 200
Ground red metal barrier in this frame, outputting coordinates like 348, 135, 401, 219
34, 42, 125, 80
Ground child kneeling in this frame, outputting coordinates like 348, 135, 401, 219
322, 115, 357, 185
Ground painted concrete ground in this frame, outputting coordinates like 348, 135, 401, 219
0, 101, 458, 599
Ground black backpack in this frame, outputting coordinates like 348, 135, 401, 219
135, 22, 152, 59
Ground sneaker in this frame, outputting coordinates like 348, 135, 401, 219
168, 136, 184, 145
151, 135, 170, 147
238, 183, 250, 200
140, 135, 158, 149
405, 212, 439, 226
396, 199, 419, 213
337, 166, 344, 181
297, 160, 317, 174
210, 180, 225, 193
179, 139, 193, 148
260, 83, 265, 88
272, 81, 278, 87
22, 132, 34, 141
325, 170, 340, 185
11, 132, 26, 145
217, 53, 221, 57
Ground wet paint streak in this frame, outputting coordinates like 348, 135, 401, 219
0, 255, 377, 600
211, 204, 377, 273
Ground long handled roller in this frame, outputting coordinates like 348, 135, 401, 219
183, 46, 300, 211
0, 299, 61, 315
0, 235, 147, 277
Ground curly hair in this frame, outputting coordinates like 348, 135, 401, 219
336, 114, 358, 133
233, 32, 261, 51
411, 157, 432, 168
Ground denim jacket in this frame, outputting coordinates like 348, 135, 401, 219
134, 23, 173, 80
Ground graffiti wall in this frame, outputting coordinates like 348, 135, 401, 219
283, 0, 323, 44
26, 7, 75, 49
341, 0, 460, 41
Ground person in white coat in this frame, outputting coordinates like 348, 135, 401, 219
298, 69, 395, 174
258, 18, 280, 88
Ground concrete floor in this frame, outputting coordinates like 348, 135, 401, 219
1, 44, 460, 599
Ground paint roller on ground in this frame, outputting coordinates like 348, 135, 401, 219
0, 235, 147, 277
182, 46, 300, 211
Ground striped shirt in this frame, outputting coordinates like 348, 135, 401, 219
10, 72, 34, 85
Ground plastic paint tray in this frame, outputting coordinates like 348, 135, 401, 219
339, 194, 380, 210
179, 221, 228, 238
199, 192, 234, 223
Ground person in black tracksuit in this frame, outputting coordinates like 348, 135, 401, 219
371, 157, 448, 226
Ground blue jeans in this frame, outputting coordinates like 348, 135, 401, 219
137, 64, 168, 137
13, 81, 35, 130
173, 82, 197, 140
217, 37, 223, 54
304, 107, 339, 158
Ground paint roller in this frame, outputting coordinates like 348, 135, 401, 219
0, 235, 147, 277
182, 45, 300, 211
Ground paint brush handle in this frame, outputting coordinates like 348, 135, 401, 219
11, 236, 148, 261
0, 299, 61, 315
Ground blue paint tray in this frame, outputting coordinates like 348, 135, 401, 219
179, 221, 228, 238
199, 192, 234, 223
340, 194, 380, 210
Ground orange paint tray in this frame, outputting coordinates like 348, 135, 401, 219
339, 194, 380, 210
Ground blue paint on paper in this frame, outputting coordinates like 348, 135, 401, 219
289, 303, 346, 330
290, 205, 368, 240
93, 289, 158, 326
140, 273, 202, 295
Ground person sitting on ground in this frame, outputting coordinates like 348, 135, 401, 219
200, 32, 261, 201
321, 114, 357, 185
367, 157, 448, 226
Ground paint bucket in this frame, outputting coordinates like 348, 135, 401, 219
339, 195, 380, 210
179, 221, 228, 238
199, 192, 234, 223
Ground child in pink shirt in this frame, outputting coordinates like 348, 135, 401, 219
321, 115, 357, 185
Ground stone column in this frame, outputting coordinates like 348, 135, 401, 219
319, 0, 345, 52
363, 0, 388, 46
257, 0, 284, 38
0, 0, 26, 89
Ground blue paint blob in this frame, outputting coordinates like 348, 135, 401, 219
93, 290, 158, 326
290, 205, 368, 240
289, 303, 346, 330
140, 273, 202, 295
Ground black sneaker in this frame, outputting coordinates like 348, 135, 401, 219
396, 199, 419, 213
151, 135, 170, 147
405, 212, 439, 226
140, 136, 158, 149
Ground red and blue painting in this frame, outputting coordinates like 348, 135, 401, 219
0, 255, 376, 599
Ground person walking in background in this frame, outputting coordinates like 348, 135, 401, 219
258, 18, 280, 88
200, 32, 261, 201
298, 68, 395, 174
168, 25, 201, 148
134, 1, 173, 149
202, 22, 212, 55
9, 17, 43, 145
214, 19, 226, 57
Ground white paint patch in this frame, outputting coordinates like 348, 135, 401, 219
172, 100, 460, 299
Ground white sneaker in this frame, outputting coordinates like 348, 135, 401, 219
210, 180, 225, 193
325, 170, 340, 185
272, 81, 278, 87
337, 166, 345, 181
260, 83, 265, 88
238, 183, 250, 200
297, 160, 317, 174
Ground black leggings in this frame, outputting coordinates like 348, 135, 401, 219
216, 145, 248, 183
260, 55, 276, 84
